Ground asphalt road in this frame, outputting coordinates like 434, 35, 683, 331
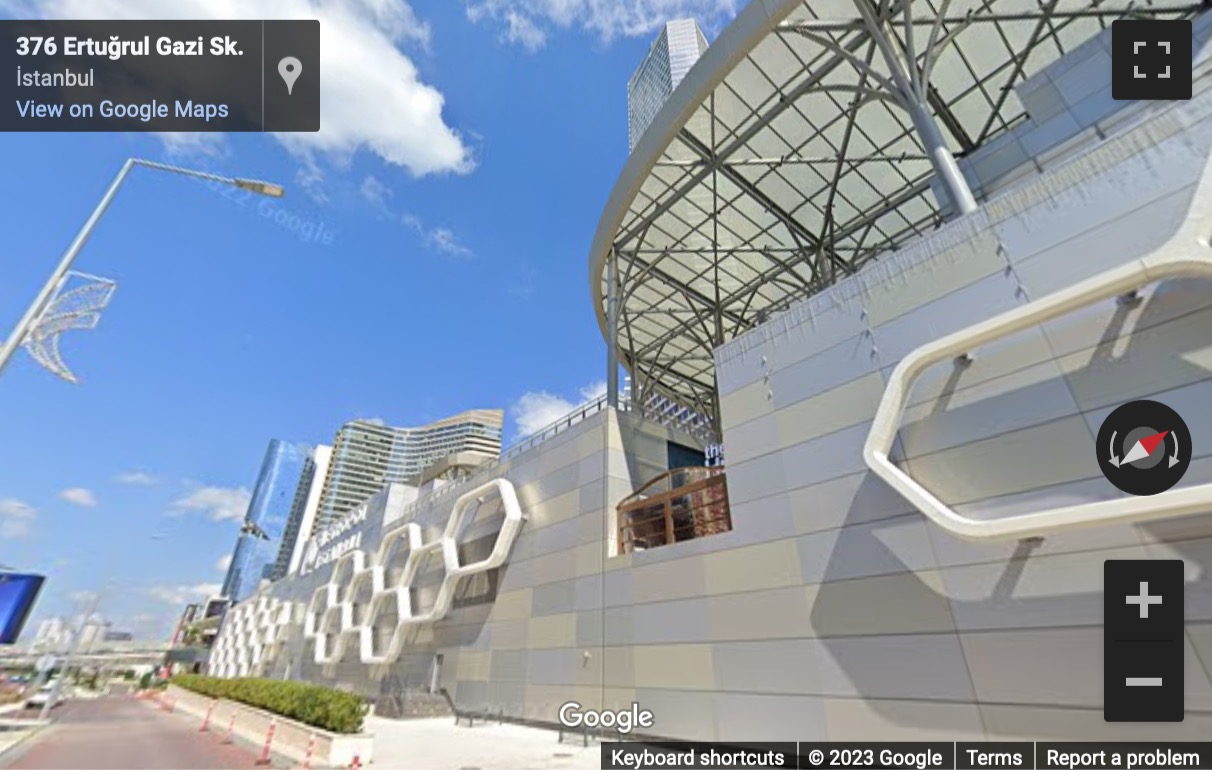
1, 691, 288, 769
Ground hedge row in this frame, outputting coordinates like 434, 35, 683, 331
170, 674, 366, 734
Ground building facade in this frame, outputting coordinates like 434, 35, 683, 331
627, 18, 708, 152
312, 410, 504, 534
220, 440, 313, 603
211, 0, 1212, 744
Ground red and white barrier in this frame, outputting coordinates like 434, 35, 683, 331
349, 754, 361, 769
255, 717, 278, 766
221, 714, 236, 745
296, 731, 316, 770
199, 701, 216, 732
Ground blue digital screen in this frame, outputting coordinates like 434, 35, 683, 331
0, 572, 46, 644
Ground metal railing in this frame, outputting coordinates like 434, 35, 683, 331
617, 466, 730, 555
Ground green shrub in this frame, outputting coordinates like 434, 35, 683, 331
170, 674, 366, 734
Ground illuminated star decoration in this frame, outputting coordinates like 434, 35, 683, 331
22, 271, 117, 384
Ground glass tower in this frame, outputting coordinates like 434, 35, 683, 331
628, 19, 709, 152
220, 440, 312, 603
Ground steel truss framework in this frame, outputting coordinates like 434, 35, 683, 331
591, 0, 1199, 432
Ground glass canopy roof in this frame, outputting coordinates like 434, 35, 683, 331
590, 0, 1198, 432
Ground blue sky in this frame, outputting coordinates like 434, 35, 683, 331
0, 0, 744, 641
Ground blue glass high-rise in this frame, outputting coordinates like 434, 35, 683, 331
220, 440, 311, 603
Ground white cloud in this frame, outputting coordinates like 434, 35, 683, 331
0, 498, 36, 538
115, 470, 158, 486
216, 553, 233, 573
59, 487, 98, 507
15, 0, 473, 179
147, 583, 223, 606
169, 485, 251, 522
402, 212, 473, 258
465, 0, 740, 50
511, 380, 607, 437
357, 416, 388, 427
359, 174, 394, 211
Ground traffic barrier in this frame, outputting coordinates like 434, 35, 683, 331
221, 714, 236, 745
255, 717, 278, 766
200, 701, 216, 732
296, 732, 316, 770
349, 754, 361, 769
167, 697, 175, 713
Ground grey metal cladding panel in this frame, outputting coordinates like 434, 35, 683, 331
489, 648, 529, 681
485, 680, 527, 716
1012, 186, 1194, 298
871, 270, 1025, 366
632, 689, 718, 741
603, 569, 634, 608
716, 346, 768, 396
573, 575, 603, 611
726, 453, 790, 506
1052, 45, 1113, 109
813, 633, 976, 701
533, 516, 584, 554
1069, 84, 1118, 128
527, 648, 580, 686
788, 470, 919, 534
602, 606, 633, 646
897, 363, 1082, 460
766, 309, 870, 373
713, 693, 829, 742
578, 478, 605, 515
576, 610, 604, 647
631, 597, 711, 644
531, 579, 578, 617
768, 334, 876, 409
1020, 110, 1083, 159
711, 639, 821, 695
723, 411, 780, 467
798, 517, 939, 585
779, 421, 871, 490
1083, 376, 1212, 460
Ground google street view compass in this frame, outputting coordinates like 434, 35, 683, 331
1097, 400, 1191, 496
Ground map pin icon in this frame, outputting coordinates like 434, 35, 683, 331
278, 56, 302, 95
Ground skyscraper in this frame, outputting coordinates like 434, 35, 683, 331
219, 440, 312, 602
269, 444, 332, 581
627, 19, 708, 152
312, 409, 504, 534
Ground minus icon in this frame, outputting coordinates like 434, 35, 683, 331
1126, 678, 1164, 686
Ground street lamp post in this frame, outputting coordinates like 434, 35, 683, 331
0, 158, 285, 380
39, 533, 170, 719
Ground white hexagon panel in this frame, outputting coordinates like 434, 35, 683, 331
213, 477, 524, 674
209, 596, 295, 678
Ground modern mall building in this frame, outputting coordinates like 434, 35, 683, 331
212, 0, 1212, 741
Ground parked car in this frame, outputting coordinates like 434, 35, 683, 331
24, 682, 68, 709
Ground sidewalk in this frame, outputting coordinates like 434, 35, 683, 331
363, 715, 601, 770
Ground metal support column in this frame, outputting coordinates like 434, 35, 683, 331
606, 248, 620, 408
854, 0, 978, 216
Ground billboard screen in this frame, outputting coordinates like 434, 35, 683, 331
0, 572, 46, 644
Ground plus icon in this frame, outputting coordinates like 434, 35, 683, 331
1112, 19, 1192, 101
1126, 581, 1163, 618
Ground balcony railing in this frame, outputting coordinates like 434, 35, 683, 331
616, 466, 730, 555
